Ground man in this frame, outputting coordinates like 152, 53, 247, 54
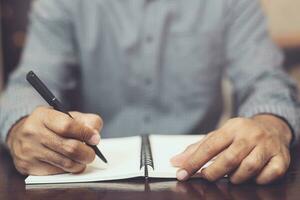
0, 0, 299, 184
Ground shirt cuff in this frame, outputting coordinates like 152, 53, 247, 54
238, 105, 299, 147
0, 104, 44, 144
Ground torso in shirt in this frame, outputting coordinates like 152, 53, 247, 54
64, 0, 228, 137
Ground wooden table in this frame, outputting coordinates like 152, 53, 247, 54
0, 143, 300, 200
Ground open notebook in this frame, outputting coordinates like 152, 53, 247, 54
26, 135, 213, 184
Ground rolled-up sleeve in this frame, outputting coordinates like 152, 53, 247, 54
225, 0, 300, 144
0, 1, 78, 143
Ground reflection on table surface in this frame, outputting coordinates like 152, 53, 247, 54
24, 178, 288, 200
1, 144, 300, 200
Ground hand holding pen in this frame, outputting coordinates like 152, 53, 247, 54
26, 71, 107, 163
5, 71, 107, 176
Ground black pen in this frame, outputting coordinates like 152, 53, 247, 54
26, 70, 108, 163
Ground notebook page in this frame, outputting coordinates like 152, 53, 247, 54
149, 135, 212, 178
26, 136, 142, 184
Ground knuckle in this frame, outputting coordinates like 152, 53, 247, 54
61, 159, 74, 169
243, 159, 258, 173
202, 170, 216, 181
186, 158, 200, 172
202, 142, 214, 156
60, 120, 73, 134
253, 130, 268, 140
271, 164, 285, 177
22, 121, 35, 133
64, 141, 80, 157
223, 152, 240, 167
235, 139, 247, 148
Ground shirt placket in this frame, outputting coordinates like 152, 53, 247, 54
135, 1, 168, 100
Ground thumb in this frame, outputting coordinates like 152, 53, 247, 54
69, 112, 103, 132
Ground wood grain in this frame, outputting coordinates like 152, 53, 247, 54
1, 141, 300, 200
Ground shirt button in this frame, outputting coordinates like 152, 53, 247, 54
146, 35, 153, 43
145, 78, 152, 85
144, 115, 151, 123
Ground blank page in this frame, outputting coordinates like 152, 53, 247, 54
149, 135, 211, 178
26, 136, 142, 184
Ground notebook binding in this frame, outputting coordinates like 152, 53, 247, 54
140, 135, 154, 178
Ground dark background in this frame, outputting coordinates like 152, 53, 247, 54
1, 0, 300, 87
1, 0, 30, 84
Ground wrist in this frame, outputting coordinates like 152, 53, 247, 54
252, 114, 293, 146
6, 117, 27, 150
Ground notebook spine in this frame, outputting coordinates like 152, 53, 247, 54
140, 135, 154, 178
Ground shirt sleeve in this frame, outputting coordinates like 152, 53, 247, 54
225, 0, 300, 145
0, 1, 79, 143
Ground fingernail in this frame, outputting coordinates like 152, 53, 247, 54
176, 169, 189, 181
90, 134, 100, 145
170, 156, 177, 163
172, 154, 181, 160
172, 152, 185, 160
170, 156, 181, 166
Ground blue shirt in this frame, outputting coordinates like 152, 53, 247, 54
0, 0, 299, 142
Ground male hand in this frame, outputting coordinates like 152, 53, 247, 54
171, 115, 292, 184
6, 106, 103, 175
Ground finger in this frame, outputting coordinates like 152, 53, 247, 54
255, 153, 289, 185
41, 109, 100, 145
38, 148, 86, 173
171, 132, 217, 167
171, 142, 198, 167
41, 128, 95, 164
177, 130, 233, 181
200, 139, 253, 182
23, 160, 65, 176
69, 112, 103, 132
230, 146, 271, 184
171, 140, 203, 167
